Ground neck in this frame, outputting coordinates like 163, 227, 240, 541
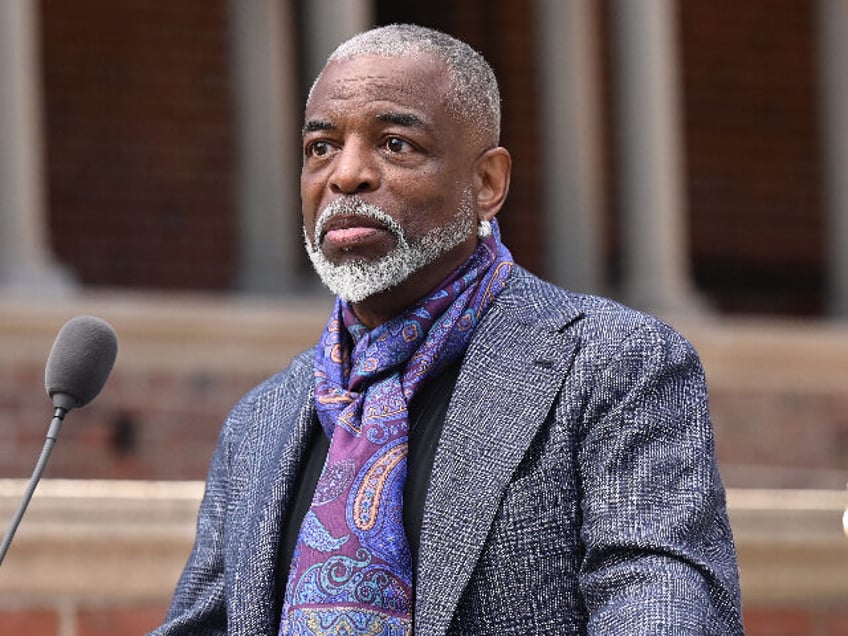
350, 278, 437, 330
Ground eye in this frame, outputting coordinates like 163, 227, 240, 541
305, 140, 336, 158
383, 136, 413, 154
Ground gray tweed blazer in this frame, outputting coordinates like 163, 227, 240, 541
151, 267, 744, 635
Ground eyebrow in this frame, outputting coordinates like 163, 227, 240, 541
302, 119, 335, 135
376, 111, 426, 129
301, 112, 429, 136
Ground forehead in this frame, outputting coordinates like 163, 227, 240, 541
305, 54, 453, 126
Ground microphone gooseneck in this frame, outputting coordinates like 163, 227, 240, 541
0, 315, 118, 567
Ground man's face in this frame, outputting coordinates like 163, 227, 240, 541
301, 54, 480, 305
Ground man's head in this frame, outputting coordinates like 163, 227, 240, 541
314, 24, 501, 150
301, 25, 511, 327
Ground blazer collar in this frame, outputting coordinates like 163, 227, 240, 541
414, 268, 583, 634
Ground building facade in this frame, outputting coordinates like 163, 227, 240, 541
2, 0, 845, 316
1, 2, 847, 634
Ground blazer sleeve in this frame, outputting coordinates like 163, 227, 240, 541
147, 397, 244, 636
575, 319, 744, 635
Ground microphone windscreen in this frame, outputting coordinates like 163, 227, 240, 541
44, 315, 118, 409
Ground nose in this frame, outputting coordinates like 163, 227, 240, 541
329, 138, 378, 195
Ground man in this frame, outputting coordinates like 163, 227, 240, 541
152, 24, 743, 635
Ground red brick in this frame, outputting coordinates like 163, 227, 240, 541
678, 0, 823, 314
77, 604, 168, 636
744, 606, 818, 636
826, 606, 848, 636
40, 0, 236, 292
0, 608, 59, 636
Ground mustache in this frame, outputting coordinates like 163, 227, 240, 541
313, 198, 405, 245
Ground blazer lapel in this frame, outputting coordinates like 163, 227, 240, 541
230, 365, 316, 634
414, 276, 582, 635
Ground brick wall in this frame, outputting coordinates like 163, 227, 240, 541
744, 606, 848, 636
40, 0, 236, 291
0, 602, 169, 636
679, 0, 824, 314
2, 363, 258, 481
2, 358, 253, 482
0, 295, 331, 482
38, 1, 830, 314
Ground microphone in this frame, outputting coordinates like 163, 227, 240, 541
0, 315, 118, 566
45, 315, 119, 411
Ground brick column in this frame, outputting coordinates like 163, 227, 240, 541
536, 0, 605, 295
0, 0, 74, 295
610, 0, 701, 316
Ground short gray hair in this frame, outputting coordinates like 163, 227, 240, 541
311, 24, 501, 148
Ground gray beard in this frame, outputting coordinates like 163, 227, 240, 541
304, 195, 474, 303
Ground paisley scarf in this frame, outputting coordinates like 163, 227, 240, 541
281, 224, 513, 635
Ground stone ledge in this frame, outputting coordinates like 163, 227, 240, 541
4, 291, 848, 389
0, 290, 332, 374
1, 480, 846, 604
673, 317, 848, 396
0, 480, 204, 603
726, 488, 848, 604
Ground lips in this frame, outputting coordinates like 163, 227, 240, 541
317, 214, 396, 253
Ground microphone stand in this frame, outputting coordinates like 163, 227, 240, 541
0, 406, 68, 567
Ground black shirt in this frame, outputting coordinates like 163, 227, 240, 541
275, 360, 462, 603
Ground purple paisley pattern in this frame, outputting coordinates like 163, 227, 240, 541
280, 225, 513, 635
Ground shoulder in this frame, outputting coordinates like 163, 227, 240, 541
219, 347, 316, 441
234, 348, 314, 409
496, 266, 697, 360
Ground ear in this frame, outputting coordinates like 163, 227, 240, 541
472, 147, 511, 221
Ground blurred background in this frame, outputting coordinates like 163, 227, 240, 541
1, 0, 846, 634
